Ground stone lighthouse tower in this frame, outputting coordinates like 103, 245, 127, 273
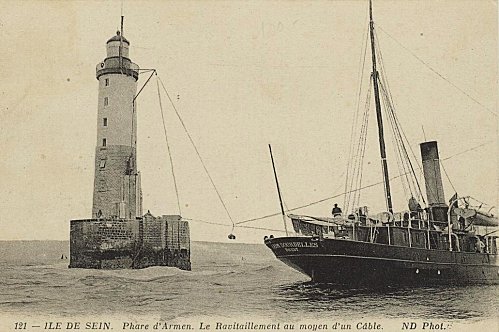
92, 29, 142, 220
69, 22, 190, 271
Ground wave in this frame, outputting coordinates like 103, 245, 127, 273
253, 265, 276, 273
0, 300, 43, 307
1, 241, 497, 321
0, 280, 48, 286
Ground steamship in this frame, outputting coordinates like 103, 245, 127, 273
264, 1, 498, 285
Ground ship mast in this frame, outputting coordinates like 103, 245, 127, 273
369, 0, 393, 213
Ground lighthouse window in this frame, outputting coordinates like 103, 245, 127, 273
103, 118, 108, 126
105, 78, 109, 86
99, 160, 106, 168
104, 97, 109, 106
102, 138, 107, 147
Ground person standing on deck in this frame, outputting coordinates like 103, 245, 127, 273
408, 196, 422, 220
332, 204, 342, 217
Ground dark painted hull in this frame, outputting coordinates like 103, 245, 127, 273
265, 236, 499, 285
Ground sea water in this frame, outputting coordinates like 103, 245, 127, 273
0, 241, 497, 331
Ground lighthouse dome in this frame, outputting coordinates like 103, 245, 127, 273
107, 31, 130, 45
106, 31, 130, 58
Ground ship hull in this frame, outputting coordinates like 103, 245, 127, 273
265, 236, 499, 285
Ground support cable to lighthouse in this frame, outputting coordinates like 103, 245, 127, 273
131, 69, 157, 148
157, 75, 236, 232
127, 69, 157, 218
156, 75, 182, 215
133, 70, 157, 103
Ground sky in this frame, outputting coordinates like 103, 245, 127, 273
0, 0, 497, 243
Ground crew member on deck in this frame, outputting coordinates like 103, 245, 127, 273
408, 196, 421, 219
459, 216, 466, 230
332, 203, 342, 217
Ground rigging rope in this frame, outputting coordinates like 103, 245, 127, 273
377, 25, 497, 118
344, 74, 371, 213
233, 139, 492, 227
143, 25, 495, 235
236, 173, 399, 226
375, 29, 427, 205
157, 76, 236, 228
379, 80, 417, 200
156, 75, 182, 215
441, 141, 494, 161
440, 160, 457, 194
381, 85, 411, 199
344, 18, 371, 211
354, 93, 371, 208
226, 23, 496, 232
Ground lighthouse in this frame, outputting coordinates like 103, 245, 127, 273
92, 29, 142, 220
69, 21, 190, 270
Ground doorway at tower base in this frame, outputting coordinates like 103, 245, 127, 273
69, 214, 191, 271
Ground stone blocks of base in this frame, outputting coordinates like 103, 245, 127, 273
69, 213, 191, 270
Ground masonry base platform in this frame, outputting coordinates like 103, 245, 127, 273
69, 248, 191, 270
69, 215, 191, 271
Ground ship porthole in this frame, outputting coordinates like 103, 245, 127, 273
426, 257, 429, 261
416, 269, 419, 274
437, 270, 441, 275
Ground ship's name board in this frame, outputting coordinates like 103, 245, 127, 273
271, 241, 318, 249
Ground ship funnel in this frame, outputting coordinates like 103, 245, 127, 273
420, 141, 446, 206
420, 141, 449, 223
